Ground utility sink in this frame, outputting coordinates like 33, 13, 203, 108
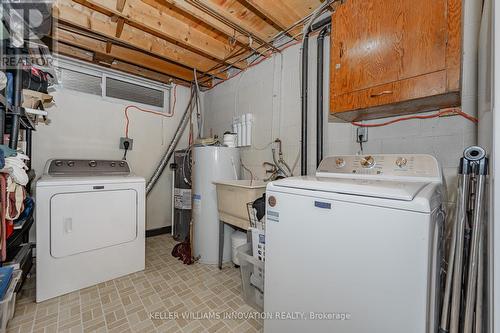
213, 180, 267, 229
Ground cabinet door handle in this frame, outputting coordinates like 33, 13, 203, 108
339, 42, 344, 58
370, 90, 393, 97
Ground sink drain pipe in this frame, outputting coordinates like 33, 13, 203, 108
146, 87, 196, 194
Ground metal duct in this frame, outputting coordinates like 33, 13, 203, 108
146, 87, 196, 194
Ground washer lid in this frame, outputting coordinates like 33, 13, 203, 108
272, 176, 429, 201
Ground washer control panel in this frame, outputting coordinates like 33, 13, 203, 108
47, 159, 131, 176
317, 154, 441, 181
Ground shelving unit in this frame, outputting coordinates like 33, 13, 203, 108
0, 3, 50, 290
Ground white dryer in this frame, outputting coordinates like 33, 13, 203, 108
264, 154, 445, 333
35, 159, 145, 302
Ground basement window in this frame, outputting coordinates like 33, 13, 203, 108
59, 68, 102, 97
105, 77, 165, 108
56, 58, 171, 112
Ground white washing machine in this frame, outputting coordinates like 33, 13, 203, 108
265, 154, 445, 333
35, 159, 145, 302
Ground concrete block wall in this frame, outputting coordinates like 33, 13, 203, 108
203, 0, 482, 212
33, 85, 193, 230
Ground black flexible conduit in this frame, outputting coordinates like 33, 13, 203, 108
316, 25, 331, 168
300, 35, 309, 176
301, 16, 331, 175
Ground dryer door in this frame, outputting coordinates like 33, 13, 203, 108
50, 189, 137, 258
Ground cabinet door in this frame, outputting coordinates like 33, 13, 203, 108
331, 0, 447, 97
399, 0, 447, 80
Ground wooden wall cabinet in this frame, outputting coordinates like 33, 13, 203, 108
329, 0, 462, 122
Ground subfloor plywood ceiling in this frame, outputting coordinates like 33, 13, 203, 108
52, 0, 326, 87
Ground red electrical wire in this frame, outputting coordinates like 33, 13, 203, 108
351, 108, 478, 128
124, 84, 177, 138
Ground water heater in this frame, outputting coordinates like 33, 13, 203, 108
170, 149, 191, 242
192, 145, 240, 264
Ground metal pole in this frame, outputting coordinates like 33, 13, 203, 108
10, 48, 22, 149
25, 128, 32, 169
463, 147, 488, 333
449, 160, 471, 333
475, 230, 484, 333
440, 188, 459, 331
463, 174, 485, 333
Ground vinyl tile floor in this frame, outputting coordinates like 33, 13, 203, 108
7, 235, 262, 333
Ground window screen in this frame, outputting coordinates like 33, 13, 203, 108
105, 77, 164, 108
60, 69, 102, 96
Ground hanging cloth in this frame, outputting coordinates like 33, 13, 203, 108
5, 177, 26, 221
0, 175, 7, 261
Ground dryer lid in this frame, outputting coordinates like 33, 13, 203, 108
272, 176, 429, 201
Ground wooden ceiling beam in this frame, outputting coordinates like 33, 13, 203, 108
111, 60, 192, 86
237, 0, 288, 32
57, 42, 95, 62
70, 0, 247, 69
54, 0, 227, 79
187, 0, 279, 42
116, 0, 126, 12
115, 17, 125, 37
238, 0, 299, 32
54, 27, 205, 84
140, 0, 266, 56
57, 43, 190, 85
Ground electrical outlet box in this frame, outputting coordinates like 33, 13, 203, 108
120, 137, 133, 150
356, 127, 368, 143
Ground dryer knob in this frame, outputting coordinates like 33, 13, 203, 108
55, 160, 63, 167
67, 161, 75, 167
396, 157, 408, 168
360, 156, 375, 168
110, 162, 116, 167
89, 160, 97, 167
335, 158, 345, 168
119, 161, 126, 167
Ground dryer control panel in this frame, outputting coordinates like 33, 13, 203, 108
47, 159, 131, 176
317, 154, 441, 182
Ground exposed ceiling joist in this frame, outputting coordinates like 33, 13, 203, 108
116, 0, 126, 12
70, 0, 248, 69
141, 0, 267, 56
54, 27, 208, 84
53, 0, 326, 87
115, 17, 125, 37
237, 0, 303, 35
57, 43, 184, 85
54, 0, 227, 79
57, 42, 94, 62
187, 0, 279, 42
